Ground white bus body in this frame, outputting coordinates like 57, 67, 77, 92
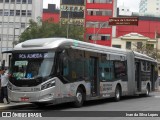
8, 38, 158, 107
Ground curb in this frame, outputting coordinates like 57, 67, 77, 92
0, 103, 34, 110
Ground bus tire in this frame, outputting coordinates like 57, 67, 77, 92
73, 88, 84, 108
114, 85, 121, 102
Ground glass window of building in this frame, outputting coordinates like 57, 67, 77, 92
126, 42, 131, 49
137, 42, 142, 49
27, 10, 32, 16
112, 45, 121, 48
16, 0, 21, 4
0, 0, 3, 3
0, 9, 3, 16
16, 10, 20, 16
22, 0, 26, 3
10, 10, 14, 16
5, 0, 9, 2
21, 23, 25, 28
28, 0, 32, 4
11, 0, 15, 3
4, 9, 9, 16
21, 10, 26, 16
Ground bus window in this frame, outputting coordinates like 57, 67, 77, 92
114, 61, 127, 79
99, 54, 114, 81
61, 49, 85, 82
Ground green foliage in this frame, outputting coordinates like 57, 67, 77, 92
19, 19, 84, 43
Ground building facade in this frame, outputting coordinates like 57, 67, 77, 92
116, 16, 160, 39
117, 5, 132, 16
60, 0, 85, 26
139, 0, 160, 16
43, 4, 60, 23
0, 0, 43, 67
85, 0, 117, 46
112, 32, 156, 50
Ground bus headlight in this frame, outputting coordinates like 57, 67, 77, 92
8, 82, 12, 90
41, 80, 55, 90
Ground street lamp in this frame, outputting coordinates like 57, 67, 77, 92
89, 22, 107, 44
13, 28, 19, 48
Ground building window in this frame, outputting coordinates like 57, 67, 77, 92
101, 35, 110, 40
88, 0, 112, 3
4, 9, 9, 16
126, 42, 131, 49
146, 44, 154, 50
87, 9, 112, 16
27, 10, 32, 16
16, 10, 20, 16
0, 9, 3, 16
21, 10, 26, 16
156, 8, 159, 10
28, 0, 32, 4
0, 0, 3, 3
112, 45, 121, 48
16, 0, 21, 4
22, 0, 26, 3
137, 42, 142, 49
5, 0, 9, 3
21, 23, 25, 28
11, 0, 15, 3
10, 10, 14, 16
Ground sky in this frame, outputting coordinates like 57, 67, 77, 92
43, 0, 140, 12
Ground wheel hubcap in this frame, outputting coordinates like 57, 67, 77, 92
77, 92, 82, 103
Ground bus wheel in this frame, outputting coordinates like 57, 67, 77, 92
114, 86, 121, 102
73, 88, 84, 107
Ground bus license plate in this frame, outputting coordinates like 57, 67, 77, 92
21, 97, 29, 102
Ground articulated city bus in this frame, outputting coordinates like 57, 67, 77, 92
8, 38, 158, 107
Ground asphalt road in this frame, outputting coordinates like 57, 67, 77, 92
3, 91, 160, 120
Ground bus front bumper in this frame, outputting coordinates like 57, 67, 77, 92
8, 87, 55, 103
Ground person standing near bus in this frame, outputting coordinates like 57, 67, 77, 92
0, 69, 2, 103
0, 69, 10, 104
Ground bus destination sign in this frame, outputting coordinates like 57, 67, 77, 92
109, 17, 138, 26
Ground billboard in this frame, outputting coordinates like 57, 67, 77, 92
109, 17, 138, 26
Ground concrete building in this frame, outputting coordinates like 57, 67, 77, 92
0, 0, 43, 67
112, 33, 157, 55
60, 0, 85, 26
43, 4, 60, 23
139, 0, 160, 16
118, 5, 132, 16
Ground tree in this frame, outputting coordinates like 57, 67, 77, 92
132, 42, 160, 60
18, 19, 84, 43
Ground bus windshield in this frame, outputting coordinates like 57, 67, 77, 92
11, 51, 55, 80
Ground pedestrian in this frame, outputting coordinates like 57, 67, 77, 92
0, 69, 10, 104
0, 69, 2, 102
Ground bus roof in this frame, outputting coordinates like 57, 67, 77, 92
14, 38, 127, 56
14, 38, 156, 62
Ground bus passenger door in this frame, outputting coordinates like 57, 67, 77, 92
135, 62, 141, 92
90, 57, 98, 97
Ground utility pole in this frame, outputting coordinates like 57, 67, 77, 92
13, 28, 19, 48
67, 12, 69, 38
